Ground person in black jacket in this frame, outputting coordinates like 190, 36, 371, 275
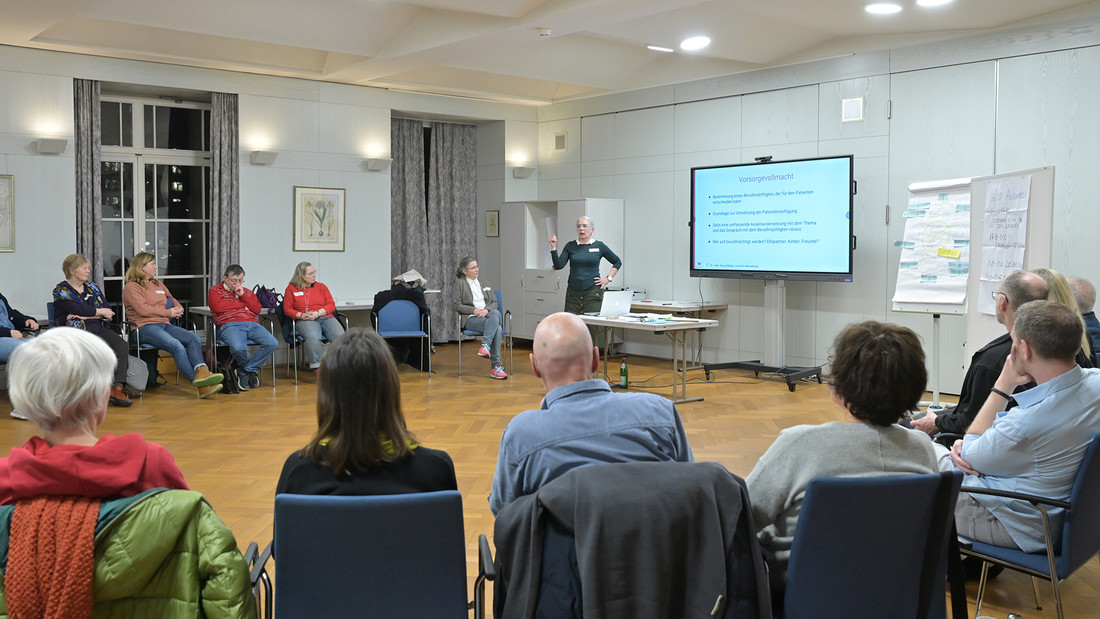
372, 270, 430, 370
0, 291, 39, 362
275, 328, 456, 496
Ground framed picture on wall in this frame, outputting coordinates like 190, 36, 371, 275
0, 175, 12, 252
486, 210, 499, 238
293, 186, 345, 251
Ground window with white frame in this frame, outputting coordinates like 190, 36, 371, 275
99, 95, 213, 312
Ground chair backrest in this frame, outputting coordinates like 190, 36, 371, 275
274, 490, 468, 618
376, 299, 423, 334
494, 290, 504, 312
276, 298, 297, 344
46, 301, 56, 327
783, 471, 962, 619
1059, 433, 1100, 574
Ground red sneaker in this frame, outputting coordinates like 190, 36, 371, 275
478, 346, 490, 358
490, 366, 508, 380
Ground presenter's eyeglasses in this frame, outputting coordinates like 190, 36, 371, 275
576, 224, 591, 229
991, 290, 1006, 302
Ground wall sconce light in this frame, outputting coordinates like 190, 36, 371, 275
364, 157, 392, 172
513, 166, 535, 179
36, 138, 68, 155
250, 150, 278, 165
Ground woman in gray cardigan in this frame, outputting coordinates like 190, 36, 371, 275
452, 256, 507, 379
746, 321, 939, 595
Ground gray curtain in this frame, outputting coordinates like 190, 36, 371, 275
209, 92, 240, 279
73, 79, 103, 285
391, 118, 427, 283
390, 119, 477, 342
427, 122, 477, 341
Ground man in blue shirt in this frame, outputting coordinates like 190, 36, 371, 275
489, 312, 694, 515
950, 300, 1100, 552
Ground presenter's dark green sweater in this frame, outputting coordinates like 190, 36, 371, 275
551, 240, 622, 291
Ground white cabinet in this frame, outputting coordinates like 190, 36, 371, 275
500, 198, 624, 339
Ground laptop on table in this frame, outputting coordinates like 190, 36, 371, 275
584, 290, 633, 317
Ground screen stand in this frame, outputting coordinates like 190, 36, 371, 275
703, 280, 823, 392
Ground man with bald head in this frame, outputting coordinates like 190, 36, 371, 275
1069, 276, 1100, 357
489, 312, 693, 515
911, 269, 1048, 437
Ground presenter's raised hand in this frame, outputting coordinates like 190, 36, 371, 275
549, 234, 557, 251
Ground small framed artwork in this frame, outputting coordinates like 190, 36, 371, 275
0, 175, 12, 252
486, 210, 500, 238
294, 186, 346, 252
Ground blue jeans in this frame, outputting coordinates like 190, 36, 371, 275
136, 322, 205, 381
295, 316, 345, 368
464, 309, 503, 366
0, 337, 23, 362
218, 321, 278, 374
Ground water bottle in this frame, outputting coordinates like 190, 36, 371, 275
619, 357, 628, 388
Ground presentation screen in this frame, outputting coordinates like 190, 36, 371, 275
690, 155, 854, 282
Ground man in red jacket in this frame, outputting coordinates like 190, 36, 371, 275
208, 264, 278, 391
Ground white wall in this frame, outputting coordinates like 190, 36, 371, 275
0, 45, 535, 320
530, 15, 1100, 393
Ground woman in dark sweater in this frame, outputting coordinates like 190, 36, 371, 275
275, 328, 456, 496
52, 253, 131, 407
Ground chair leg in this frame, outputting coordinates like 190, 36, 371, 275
1031, 575, 1044, 611
974, 561, 989, 616
458, 336, 463, 376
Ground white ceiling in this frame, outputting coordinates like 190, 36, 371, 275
3, 0, 1099, 105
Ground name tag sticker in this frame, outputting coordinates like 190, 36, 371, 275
293, 291, 304, 296
154, 290, 165, 294
589, 248, 599, 252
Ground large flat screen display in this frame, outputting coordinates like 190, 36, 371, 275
690, 155, 855, 282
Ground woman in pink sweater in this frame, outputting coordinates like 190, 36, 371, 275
284, 261, 344, 370
121, 252, 223, 398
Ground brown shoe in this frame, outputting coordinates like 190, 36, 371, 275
197, 383, 223, 399
109, 384, 133, 407
192, 364, 224, 387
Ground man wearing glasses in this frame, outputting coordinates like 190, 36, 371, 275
208, 264, 278, 391
910, 269, 1047, 437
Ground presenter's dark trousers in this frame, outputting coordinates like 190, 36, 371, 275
564, 285, 607, 349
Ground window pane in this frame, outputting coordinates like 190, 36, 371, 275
144, 105, 206, 150
168, 165, 205, 218
102, 161, 134, 219
165, 221, 206, 278
161, 277, 207, 311
143, 104, 154, 149
101, 102, 121, 146
203, 110, 211, 150
121, 103, 133, 147
102, 221, 135, 279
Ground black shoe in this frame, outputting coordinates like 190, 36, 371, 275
237, 371, 251, 391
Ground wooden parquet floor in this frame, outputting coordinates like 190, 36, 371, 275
2, 342, 1099, 617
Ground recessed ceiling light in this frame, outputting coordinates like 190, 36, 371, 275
916, 0, 953, 6
647, 45, 675, 53
680, 35, 711, 51
865, 3, 902, 14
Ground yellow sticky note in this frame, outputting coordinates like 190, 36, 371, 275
938, 248, 962, 259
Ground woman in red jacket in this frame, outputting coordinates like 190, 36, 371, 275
284, 261, 345, 370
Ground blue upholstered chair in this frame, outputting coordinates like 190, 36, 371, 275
374, 299, 431, 376
958, 433, 1100, 619
252, 491, 493, 619
782, 471, 963, 619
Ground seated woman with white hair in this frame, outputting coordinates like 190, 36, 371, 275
0, 328, 189, 505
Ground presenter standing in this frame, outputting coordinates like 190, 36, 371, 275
549, 216, 622, 315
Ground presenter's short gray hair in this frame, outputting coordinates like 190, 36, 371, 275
8, 328, 114, 431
